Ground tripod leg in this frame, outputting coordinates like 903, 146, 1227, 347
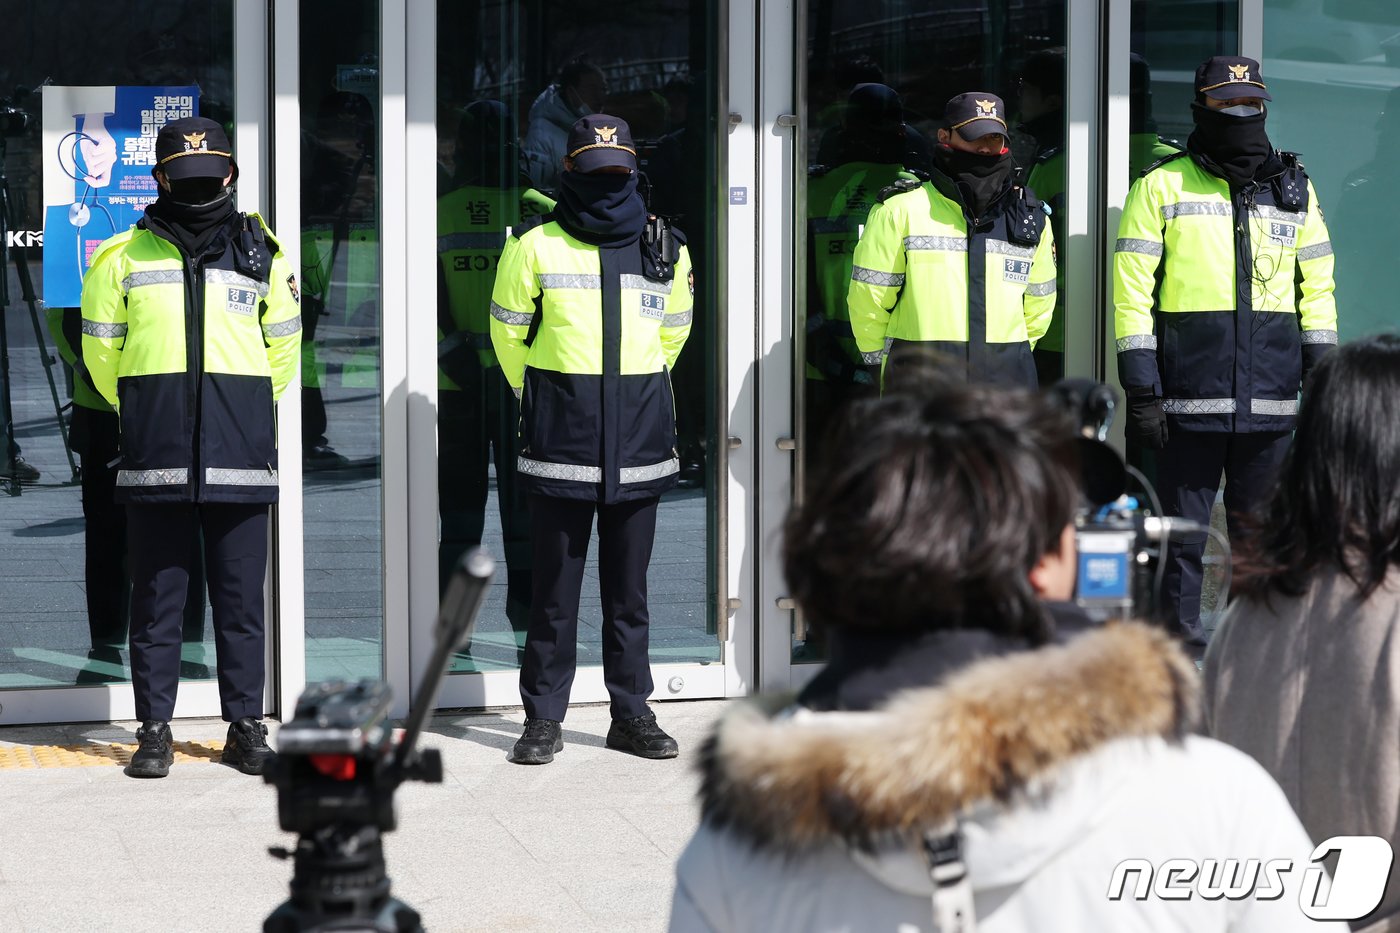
0, 304, 18, 497
1, 171, 79, 483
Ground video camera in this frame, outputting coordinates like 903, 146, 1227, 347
1047, 379, 1224, 625
0, 87, 34, 137
263, 548, 495, 933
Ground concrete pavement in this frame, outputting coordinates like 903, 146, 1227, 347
0, 699, 727, 933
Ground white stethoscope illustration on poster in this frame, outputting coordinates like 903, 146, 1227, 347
56, 128, 117, 272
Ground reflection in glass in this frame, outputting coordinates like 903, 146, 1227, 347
435, 0, 722, 674
300, 1, 385, 683
0, 1, 232, 690
798, 0, 1067, 662
1267, 0, 1400, 340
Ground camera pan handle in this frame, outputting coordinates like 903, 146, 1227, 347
393, 548, 495, 772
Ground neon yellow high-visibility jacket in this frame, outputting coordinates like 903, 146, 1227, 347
1114, 150, 1337, 432
80, 211, 302, 504
489, 216, 693, 504
806, 160, 915, 384
437, 184, 553, 389
848, 168, 1057, 389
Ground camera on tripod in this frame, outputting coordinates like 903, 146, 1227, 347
1048, 379, 1223, 625
263, 548, 495, 933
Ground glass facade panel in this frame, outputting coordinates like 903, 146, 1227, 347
434, 1, 723, 674
0, 2, 234, 689
1131, 0, 1239, 146
797, 0, 1067, 662
1266, 0, 1400, 340
300, 0, 385, 682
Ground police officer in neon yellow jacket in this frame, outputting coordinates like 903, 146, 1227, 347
80, 118, 300, 779
849, 92, 1056, 389
1114, 57, 1338, 645
438, 100, 553, 639
491, 114, 692, 766
806, 83, 915, 433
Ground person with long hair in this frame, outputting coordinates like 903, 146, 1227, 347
670, 374, 1332, 932
1205, 333, 1400, 929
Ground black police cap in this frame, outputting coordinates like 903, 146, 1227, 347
943, 92, 1008, 141
845, 83, 904, 132
565, 114, 637, 173
1195, 56, 1271, 101
154, 116, 237, 180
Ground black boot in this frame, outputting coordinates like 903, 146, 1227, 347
125, 721, 174, 778
222, 717, 276, 775
606, 712, 679, 759
511, 718, 562, 765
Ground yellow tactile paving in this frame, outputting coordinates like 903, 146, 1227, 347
0, 741, 224, 769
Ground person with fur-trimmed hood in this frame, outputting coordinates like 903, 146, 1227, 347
669, 375, 1336, 932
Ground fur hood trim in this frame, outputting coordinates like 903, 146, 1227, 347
697, 622, 1199, 851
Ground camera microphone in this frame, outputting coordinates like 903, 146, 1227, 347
1140, 516, 1210, 542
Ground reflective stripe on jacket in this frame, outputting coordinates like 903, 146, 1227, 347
1114, 153, 1338, 433
489, 220, 693, 503
847, 171, 1056, 390
80, 212, 302, 504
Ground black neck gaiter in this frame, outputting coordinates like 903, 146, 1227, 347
1187, 103, 1272, 186
934, 146, 1013, 218
146, 182, 236, 257
554, 170, 647, 248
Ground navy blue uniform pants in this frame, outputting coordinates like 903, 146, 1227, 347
1156, 431, 1291, 631
520, 494, 658, 722
127, 502, 268, 722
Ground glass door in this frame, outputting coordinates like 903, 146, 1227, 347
411, 0, 734, 710
0, 0, 268, 724
776, 0, 1076, 684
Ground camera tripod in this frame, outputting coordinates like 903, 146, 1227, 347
264, 549, 495, 933
0, 136, 77, 495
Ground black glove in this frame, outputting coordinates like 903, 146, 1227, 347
1125, 386, 1168, 450
437, 332, 480, 388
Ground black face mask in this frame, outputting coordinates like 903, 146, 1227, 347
1187, 102, 1272, 186
934, 145, 1013, 218
554, 169, 647, 248
148, 177, 236, 256
168, 176, 228, 205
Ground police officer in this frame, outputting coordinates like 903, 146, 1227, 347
1114, 57, 1337, 646
490, 114, 692, 765
81, 117, 302, 778
806, 83, 915, 433
437, 100, 553, 642
849, 92, 1057, 389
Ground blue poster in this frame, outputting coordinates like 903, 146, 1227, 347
41, 85, 200, 307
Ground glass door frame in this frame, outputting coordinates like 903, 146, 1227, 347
0, 0, 278, 726
406, 0, 749, 711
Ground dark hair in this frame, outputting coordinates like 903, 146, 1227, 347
1234, 334, 1400, 601
783, 371, 1081, 642
1021, 46, 1066, 97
